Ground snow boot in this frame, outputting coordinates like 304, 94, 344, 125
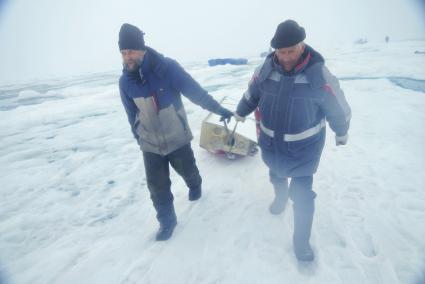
188, 186, 202, 201
293, 237, 314, 262
269, 183, 289, 215
155, 204, 177, 241
155, 219, 177, 241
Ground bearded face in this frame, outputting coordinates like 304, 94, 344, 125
121, 49, 145, 72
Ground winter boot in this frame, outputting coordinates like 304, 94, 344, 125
188, 186, 202, 201
269, 183, 289, 215
293, 237, 314, 262
156, 219, 177, 241
293, 202, 315, 261
155, 204, 177, 241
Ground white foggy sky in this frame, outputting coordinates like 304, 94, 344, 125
0, 0, 424, 84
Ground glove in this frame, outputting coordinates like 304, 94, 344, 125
335, 134, 348, 146
217, 107, 233, 123
233, 112, 246, 122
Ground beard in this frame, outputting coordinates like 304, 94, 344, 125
124, 58, 143, 72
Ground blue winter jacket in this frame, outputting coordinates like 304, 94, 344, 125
119, 47, 223, 155
236, 45, 351, 177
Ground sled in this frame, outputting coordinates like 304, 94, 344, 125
199, 97, 258, 159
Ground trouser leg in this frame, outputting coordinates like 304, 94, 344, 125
168, 144, 202, 189
142, 151, 176, 225
268, 169, 289, 214
169, 144, 202, 200
289, 175, 316, 261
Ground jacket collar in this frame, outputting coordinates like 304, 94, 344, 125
258, 44, 325, 83
122, 46, 168, 81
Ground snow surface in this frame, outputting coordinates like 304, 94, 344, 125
1, 40, 425, 284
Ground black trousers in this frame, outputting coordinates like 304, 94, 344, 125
142, 143, 202, 224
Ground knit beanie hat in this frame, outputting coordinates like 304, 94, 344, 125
118, 23, 146, 50
271, 20, 306, 49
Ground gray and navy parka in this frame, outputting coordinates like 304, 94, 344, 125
236, 45, 351, 177
119, 47, 224, 155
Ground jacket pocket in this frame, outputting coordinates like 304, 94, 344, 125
158, 104, 191, 144
258, 131, 274, 151
261, 80, 280, 94
176, 111, 188, 132
136, 119, 156, 145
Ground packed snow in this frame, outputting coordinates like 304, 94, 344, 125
1, 40, 425, 284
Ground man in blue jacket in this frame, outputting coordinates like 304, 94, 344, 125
118, 23, 233, 241
234, 20, 351, 261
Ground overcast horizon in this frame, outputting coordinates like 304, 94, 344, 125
0, 0, 424, 85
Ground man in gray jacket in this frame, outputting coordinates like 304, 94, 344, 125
234, 20, 351, 261
118, 23, 233, 241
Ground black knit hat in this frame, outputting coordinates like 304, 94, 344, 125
118, 23, 146, 51
271, 20, 306, 49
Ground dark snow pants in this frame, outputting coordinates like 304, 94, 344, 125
269, 169, 316, 245
142, 143, 202, 225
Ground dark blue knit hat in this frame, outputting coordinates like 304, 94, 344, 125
118, 23, 146, 51
271, 20, 306, 49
